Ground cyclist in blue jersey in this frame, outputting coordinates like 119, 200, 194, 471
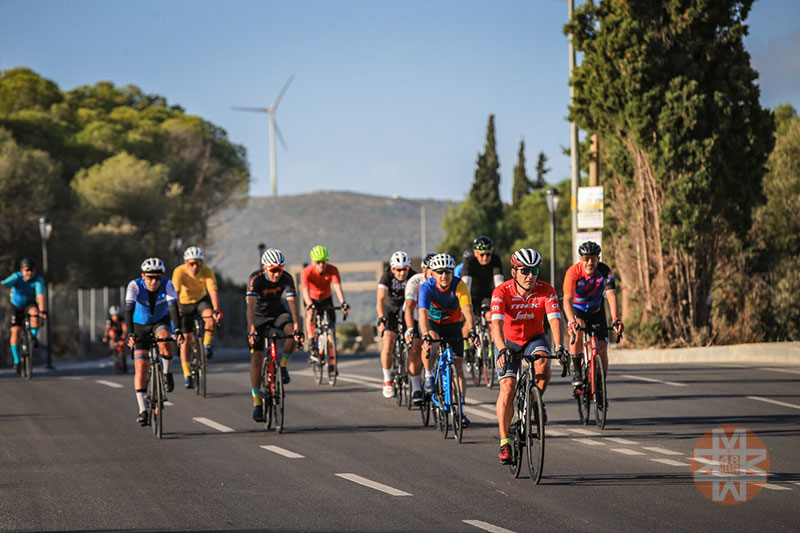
418, 253, 479, 428
124, 258, 183, 426
453, 250, 470, 278
2, 258, 47, 374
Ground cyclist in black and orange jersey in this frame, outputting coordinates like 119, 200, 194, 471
102, 305, 128, 370
171, 246, 222, 389
461, 236, 504, 369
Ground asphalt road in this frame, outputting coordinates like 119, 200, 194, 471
1, 351, 799, 532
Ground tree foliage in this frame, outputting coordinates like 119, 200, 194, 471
511, 140, 533, 208
568, 0, 774, 346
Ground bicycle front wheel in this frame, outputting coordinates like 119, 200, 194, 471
153, 365, 164, 439
326, 331, 337, 386
525, 381, 545, 484
509, 384, 524, 478
437, 372, 449, 439
420, 392, 431, 426
450, 364, 464, 443
313, 333, 325, 385
592, 357, 607, 429
274, 367, 285, 433
21, 328, 33, 380
482, 334, 495, 389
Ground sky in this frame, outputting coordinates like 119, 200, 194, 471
2, 0, 799, 203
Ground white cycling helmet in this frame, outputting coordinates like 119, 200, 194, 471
390, 250, 411, 269
141, 257, 165, 274
428, 253, 456, 271
108, 305, 120, 316
261, 248, 286, 267
510, 248, 542, 269
183, 246, 204, 261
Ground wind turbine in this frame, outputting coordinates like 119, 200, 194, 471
232, 75, 294, 196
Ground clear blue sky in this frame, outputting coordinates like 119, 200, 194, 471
2, 0, 799, 202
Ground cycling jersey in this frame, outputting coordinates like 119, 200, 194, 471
172, 264, 218, 305
2, 271, 45, 308
563, 262, 616, 314
301, 264, 341, 301
247, 269, 297, 317
490, 279, 561, 345
418, 276, 471, 325
454, 263, 464, 278
462, 253, 503, 304
105, 318, 127, 338
125, 278, 178, 326
378, 268, 417, 308
404, 273, 427, 321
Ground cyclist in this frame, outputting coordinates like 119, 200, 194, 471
562, 241, 624, 402
2, 258, 47, 374
246, 248, 304, 423
403, 253, 435, 405
418, 253, 479, 428
491, 249, 569, 464
102, 305, 128, 371
376, 251, 417, 398
124, 258, 183, 426
461, 236, 504, 370
301, 245, 349, 376
171, 246, 223, 389
453, 250, 470, 278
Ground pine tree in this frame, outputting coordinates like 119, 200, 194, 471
533, 151, 549, 190
511, 140, 533, 209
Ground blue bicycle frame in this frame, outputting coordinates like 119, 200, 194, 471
428, 337, 466, 442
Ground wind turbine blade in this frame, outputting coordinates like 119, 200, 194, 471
274, 121, 289, 152
231, 106, 270, 112
269, 75, 294, 112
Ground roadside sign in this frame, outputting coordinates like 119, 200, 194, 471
577, 186, 604, 229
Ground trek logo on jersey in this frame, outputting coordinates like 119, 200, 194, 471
509, 302, 541, 310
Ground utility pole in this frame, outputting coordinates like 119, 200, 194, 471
569, 0, 580, 264
589, 134, 600, 186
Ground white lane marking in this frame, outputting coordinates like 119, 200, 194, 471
464, 406, 496, 420
690, 457, 720, 466
611, 448, 645, 456
643, 446, 683, 456
61, 376, 84, 380
463, 519, 516, 533
335, 473, 411, 496
763, 483, 792, 491
747, 396, 800, 410
568, 428, 600, 436
607, 437, 638, 445
575, 438, 605, 446
341, 373, 383, 384
621, 374, 687, 387
546, 428, 568, 437
95, 380, 123, 388
760, 367, 800, 375
193, 417, 234, 433
650, 458, 690, 467
164, 401, 175, 406
260, 445, 304, 458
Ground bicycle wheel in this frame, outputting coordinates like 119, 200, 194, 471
437, 371, 449, 439
314, 333, 325, 385
509, 383, 524, 478
526, 381, 545, 484
153, 363, 164, 439
261, 356, 273, 430
576, 358, 590, 425
21, 327, 33, 380
420, 392, 431, 426
274, 366, 285, 433
198, 341, 207, 398
592, 357, 607, 429
450, 364, 464, 443
327, 330, 337, 386
119, 347, 128, 374
483, 334, 495, 389
393, 340, 404, 406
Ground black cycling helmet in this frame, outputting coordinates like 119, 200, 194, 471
578, 241, 602, 257
19, 258, 37, 269
472, 236, 493, 252
421, 253, 436, 270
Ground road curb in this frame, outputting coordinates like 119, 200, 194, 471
609, 341, 800, 365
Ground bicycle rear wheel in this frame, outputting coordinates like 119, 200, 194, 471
21, 328, 33, 380
450, 364, 464, 443
420, 392, 431, 426
592, 357, 607, 429
526, 381, 545, 484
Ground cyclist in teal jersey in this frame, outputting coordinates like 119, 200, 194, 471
2, 258, 47, 373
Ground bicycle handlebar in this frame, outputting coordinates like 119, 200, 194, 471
569, 323, 623, 345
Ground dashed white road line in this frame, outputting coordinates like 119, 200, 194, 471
650, 458, 690, 467
193, 417, 234, 433
606, 437, 638, 445
747, 396, 800, 410
690, 457, 720, 466
164, 401, 175, 406
335, 473, 411, 496
464, 406, 496, 420
621, 374, 687, 387
611, 448, 646, 456
95, 380, 123, 388
763, 483, 792, 491
463, 519, 516, 533
567, 428, 600, 436
643, 446, 683, 456
260, 445, 305, 458
575, 438, 605, 446
545, 428, 568, 437
760, 367, 800, 375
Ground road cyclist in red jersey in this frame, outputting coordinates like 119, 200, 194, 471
491, 249, 569, 464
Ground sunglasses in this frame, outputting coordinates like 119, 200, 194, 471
393, 267, 409, 272
21, 267, 34, 272
433, 269, 453, 275
143, 274, 162, 280
186, 260, 202, 267
475, 252, 492, 257
314, 261, 328, 266
517, 267, 540, 276
267, 266, 284, 273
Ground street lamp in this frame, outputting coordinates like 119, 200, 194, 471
38, 216, 53, 368
258, 242, 266, 267
545, 188, 560, 287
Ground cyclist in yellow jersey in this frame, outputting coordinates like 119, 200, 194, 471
171, 246, 223, 388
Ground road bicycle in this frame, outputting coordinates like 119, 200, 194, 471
110, 338, 128, 374
571, 324, 621, 429
503, 348, 559, 484
189, 316, 207, 398
259, 329, 294, 433
309, 305, 345, 386
469, 304, 496, 389
146, 335, 174, 439
425, 336, 468, 443
17, 311, 44, 380
388, 318, 411, 408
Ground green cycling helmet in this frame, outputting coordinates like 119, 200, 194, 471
310, 245, 329, 262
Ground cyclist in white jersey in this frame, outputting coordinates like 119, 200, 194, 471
403, 253, 435, 405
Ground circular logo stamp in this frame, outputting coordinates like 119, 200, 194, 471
692, 425, 769, 505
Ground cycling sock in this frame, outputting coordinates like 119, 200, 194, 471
280, 355, 291, 368
251, 388, 262, 406
10, 344, 20, 364
425, 370, 434, 380
410, 375, 422, 392
203, 331, 213, 346
31, 327, 39, 338
135, 389, 147, 412
181, 362, 191, 377
162, 356, 171, 373
501, 438, 510, 446
382, 368, 393, 382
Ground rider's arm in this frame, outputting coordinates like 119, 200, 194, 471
561, 269, 577, 326
333, 282, 346, 307
376, 286, 387, 322
490, 318, 506, 352
124, 280, 137, 334
404, 300, 416, 331
286, 295, 301, 331
455, 280, 474, 331
419, 308, 430, 337
35, 292, 46, 314
165, 281, 181, 330
492, 254, 504, 288
461, 275, 472, 293
1, 272, 18, 287
245, 295, 257, 331
206, 269, 221, 312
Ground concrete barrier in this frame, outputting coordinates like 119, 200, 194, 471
608, 342, 800, 365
